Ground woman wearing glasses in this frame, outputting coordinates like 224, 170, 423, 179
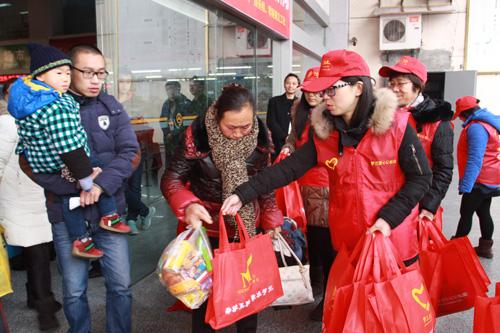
280, 67, 333, 320
379, 56, 454, 226
222, 50, 432, 265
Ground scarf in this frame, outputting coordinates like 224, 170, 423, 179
205, 106, 259, 236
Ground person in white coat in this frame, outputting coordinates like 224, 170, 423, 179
0, 90, 62, 330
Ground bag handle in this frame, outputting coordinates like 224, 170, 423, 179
218, 213, 250, 250
276, 232, 304, 269
353, 234, 375, 282
373, 233, 404, 281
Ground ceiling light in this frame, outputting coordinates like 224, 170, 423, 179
0, 3, 12, 8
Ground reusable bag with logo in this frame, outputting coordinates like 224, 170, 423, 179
205, 214, 283, 329
324, 233, 436, 333
418, 217, 490, 316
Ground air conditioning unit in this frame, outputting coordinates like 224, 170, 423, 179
379, 14, 422, 51
235, 27, 271, 57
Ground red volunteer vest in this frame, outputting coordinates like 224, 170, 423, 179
457, 121, 500, 186
407, 114, 441, 168
295, 121, 329, 187
313, 112, 419, 261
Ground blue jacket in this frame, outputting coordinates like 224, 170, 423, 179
29, 91, 139, 223
8, 76, 60, 119
460, 108, 500, 193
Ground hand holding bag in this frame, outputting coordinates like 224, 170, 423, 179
271, 232, 314, 306
205, 213, 283, 330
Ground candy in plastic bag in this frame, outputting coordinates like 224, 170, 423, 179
157, 227, 213, 309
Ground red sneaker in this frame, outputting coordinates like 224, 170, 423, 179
72, 239, 103, 259
99, 214, 131, 234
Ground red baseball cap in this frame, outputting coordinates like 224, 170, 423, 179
454, 95, 480, 120
301, 50, 371, 93
379, 56, 427, 84
300, 66, 320, 92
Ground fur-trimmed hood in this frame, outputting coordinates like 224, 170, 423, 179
311, 87, 399, 140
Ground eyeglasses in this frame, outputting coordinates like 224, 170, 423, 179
72, 66, 108, 80
388, 81, 412, 89
320, 82, 353, 97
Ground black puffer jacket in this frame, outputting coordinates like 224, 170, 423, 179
410, 95, 454, 213
161, 113, 283, 237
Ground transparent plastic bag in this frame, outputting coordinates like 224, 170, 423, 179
157, 227, 213, 309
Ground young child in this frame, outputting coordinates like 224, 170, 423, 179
8, 43, 131, 259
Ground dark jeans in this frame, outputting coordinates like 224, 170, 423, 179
61, 194, 117, 240
125, 156, 149, 221
455, 187, 496, 240
23, 242, 53, 302
192, 237, 259, 333
306, 226, 336, 293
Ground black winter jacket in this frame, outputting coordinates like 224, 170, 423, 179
409, 96, 454, 213
266, 93, 297, 156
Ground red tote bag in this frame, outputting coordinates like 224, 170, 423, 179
368, 235, 435, 333
205, 214, 283, 330
274, 152, 307, 231
418, 218, 490, 316
473, 283, 500, 333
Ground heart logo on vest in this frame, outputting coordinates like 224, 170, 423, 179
325, 157, 338, 171
98, 115, 110, 130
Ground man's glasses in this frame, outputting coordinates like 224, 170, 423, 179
320, 82, 353, 97
388, 81, 411, 90
72, 66, 108, 80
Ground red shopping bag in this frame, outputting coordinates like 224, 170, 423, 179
434, 206, 443, 230
325, 233, 436, 333
368, 234, 435, 333
323, 234, 376, 333
418, 218, 490, 316
473, 283, 500, 333
323, 238, 367, 331
274, 152, 307, 231
205, 214, 283, 330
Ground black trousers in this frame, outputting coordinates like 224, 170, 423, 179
23, 242, 53, 302
306, 226, 336, 292
455, 188, 495, 240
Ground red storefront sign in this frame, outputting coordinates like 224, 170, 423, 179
220, 0, 290, 39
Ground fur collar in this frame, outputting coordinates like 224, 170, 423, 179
311, 88, 398, 140
411, 95, 453, 124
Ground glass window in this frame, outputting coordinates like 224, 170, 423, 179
292, 47, 321, 82
99, 0, 274, 282
0, 1, 29, 41
293, 1, 325, 46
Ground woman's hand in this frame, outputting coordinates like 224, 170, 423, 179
280, 147, 290, 155
419, 209, 434, 221
221, 194, 243, 216
368, 218, 391, 237
185, 203, 213, 229
266, 226, 282, 239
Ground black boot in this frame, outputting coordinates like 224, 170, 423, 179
35, 298, 60, 331
475, 237, 494, 259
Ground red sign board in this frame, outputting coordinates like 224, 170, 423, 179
221, 0, 290, 39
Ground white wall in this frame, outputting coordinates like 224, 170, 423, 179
349, 0, 467, 87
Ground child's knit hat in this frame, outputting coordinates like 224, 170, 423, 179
28, 43, 72, 77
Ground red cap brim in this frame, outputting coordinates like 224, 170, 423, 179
301, 76, 340, 92
378, 65, 412, 78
